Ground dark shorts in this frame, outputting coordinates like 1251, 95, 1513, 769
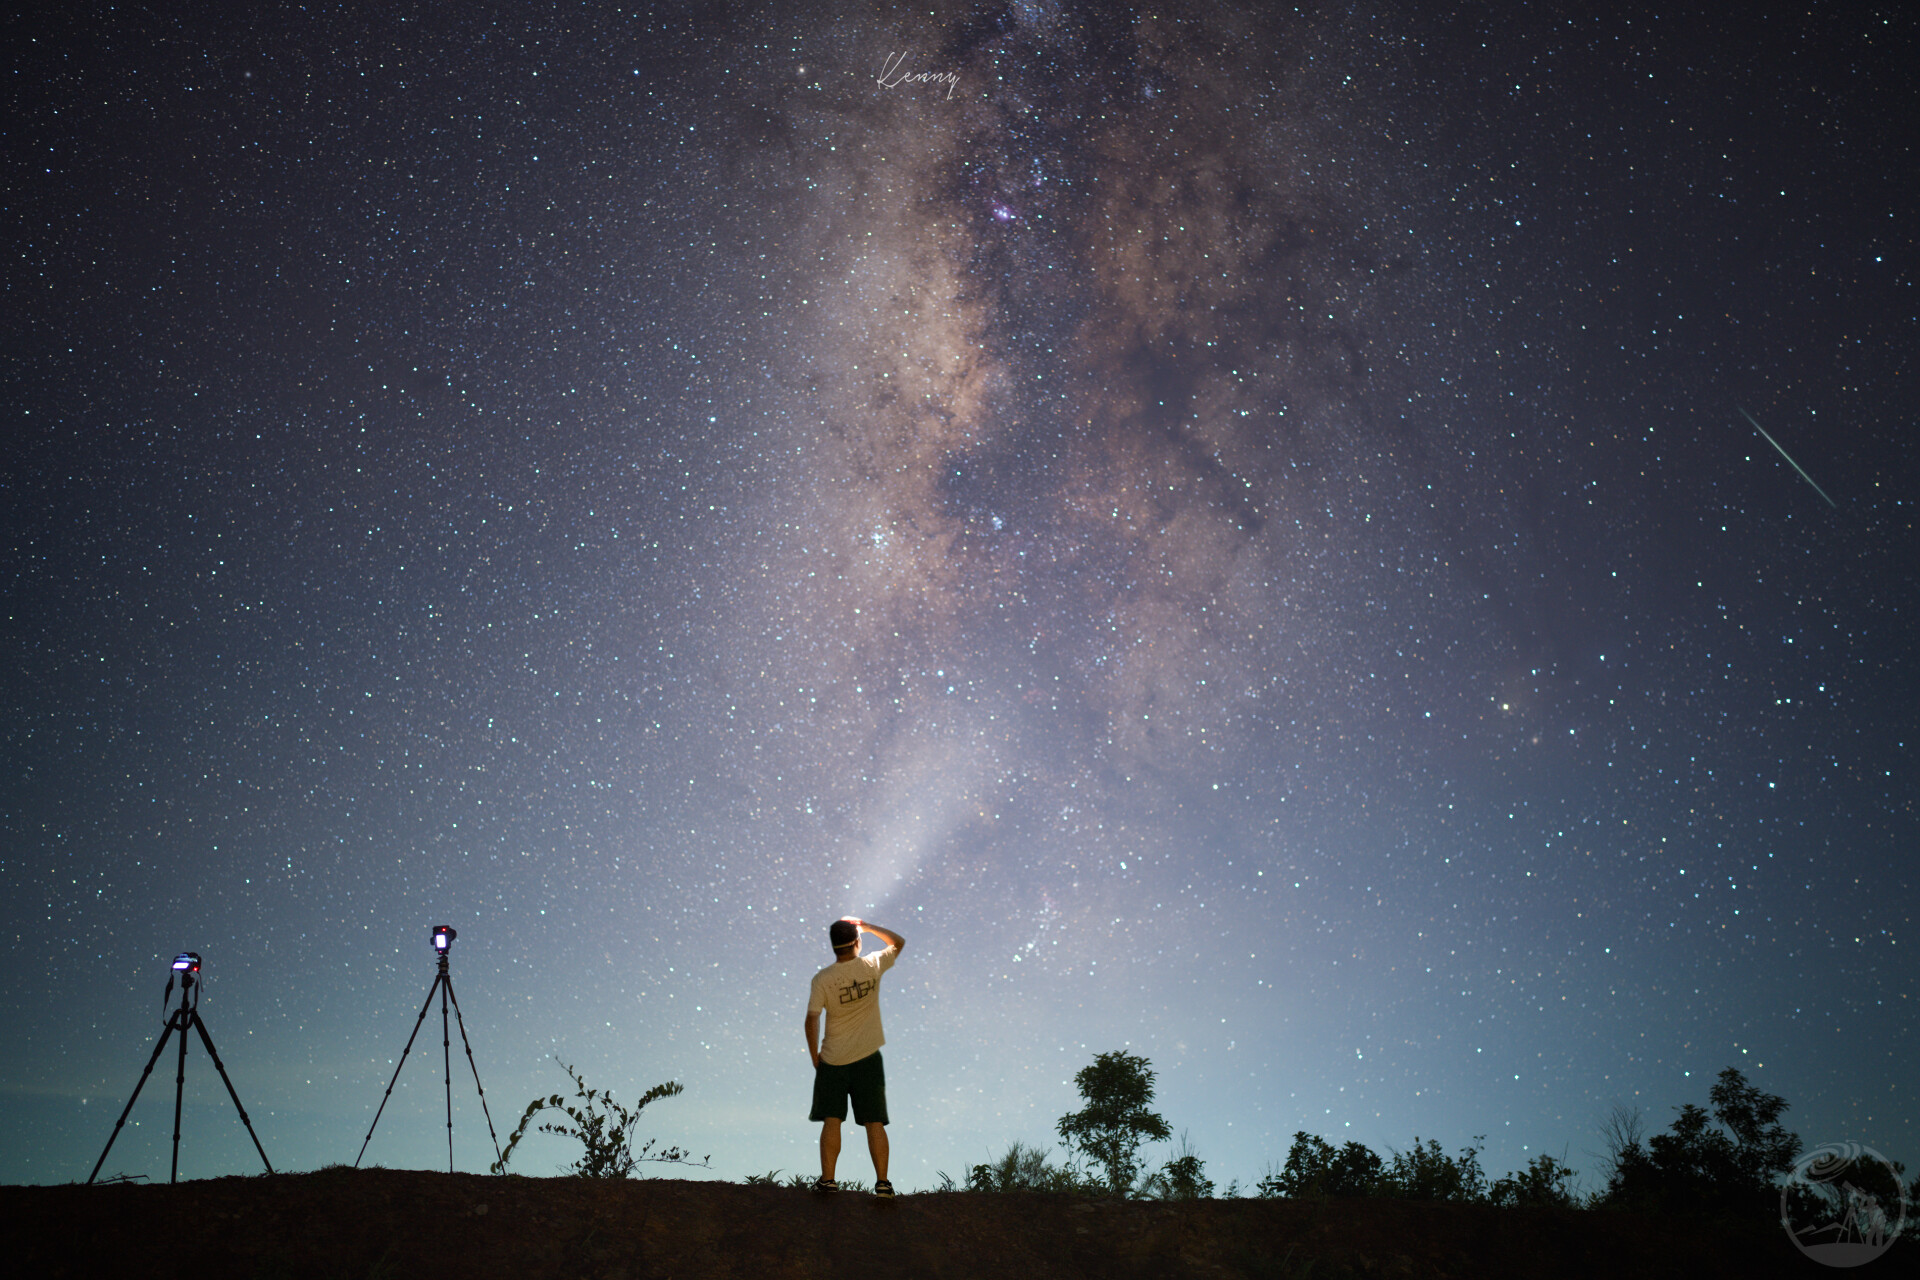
810, 1050, 888, 1126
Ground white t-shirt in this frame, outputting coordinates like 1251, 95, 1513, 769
807, 946, 899, 1066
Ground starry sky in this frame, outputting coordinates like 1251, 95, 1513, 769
5, 1, 1914, 1192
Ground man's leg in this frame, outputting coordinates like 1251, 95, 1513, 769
864, 1121, 889, 1183
819, 1117, 841, 1181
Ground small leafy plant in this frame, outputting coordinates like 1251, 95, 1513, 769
962, 1140, 1091, 1193
1488, 1152, 1580, 1208
1142, 1131, 1215, 1200
493, 1059, 707, 1177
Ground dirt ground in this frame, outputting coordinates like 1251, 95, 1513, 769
7, 1166, 1812, 1279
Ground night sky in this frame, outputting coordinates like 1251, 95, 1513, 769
5, 2, 1914, 1192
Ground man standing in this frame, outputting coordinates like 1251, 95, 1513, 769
805, 915, 905, 1196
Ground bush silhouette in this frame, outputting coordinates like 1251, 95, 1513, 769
1261, 1133, 1502, 1203
1489, 1153, 1580, 1208
1141, 1131, 1215, 1200
1057, 1051, 1172, 1195
1260, 1132, 1385, 1197
1598, 1066, 1801, 1219
963, 1141, 1089, 1193
494, 1060, 705, 1178
1381, 1136, 1488, 1202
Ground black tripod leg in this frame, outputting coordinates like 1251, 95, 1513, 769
191, 1012, 274, 1174
171, 1006, 190, 1183
440, 974, 453, 1173
443, 978, 504, 1171
355, 972, 444, 1167
88, 1013, 180, 1185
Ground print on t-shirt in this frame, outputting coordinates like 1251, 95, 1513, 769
836, 975, 875, 1004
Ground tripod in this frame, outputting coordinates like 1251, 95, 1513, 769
88, 953, 273, 1184
355, 926, 502, 1172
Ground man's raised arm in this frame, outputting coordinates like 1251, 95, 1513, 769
848, 917, 904, 954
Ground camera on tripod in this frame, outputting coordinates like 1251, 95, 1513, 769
89, 950, 271, 1184
355, 923, 501, 1172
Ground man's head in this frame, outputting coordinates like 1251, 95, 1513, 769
829, 919, 860, 958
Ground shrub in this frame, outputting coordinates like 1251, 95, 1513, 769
1260, 1132, 1384, 1198
1380, 1136, 1487, 1203
1057, 1051, 1172, 1195
1141, 1131, 1215, 1200
1489, 1153, 1580, 1208
1597, 1067, 1801, 1220
493, 1059, 705, 1178
964, 1140, 1088, 1193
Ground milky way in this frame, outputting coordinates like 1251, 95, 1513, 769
5, 1, 1914, 1190
723, 7, 1458, 917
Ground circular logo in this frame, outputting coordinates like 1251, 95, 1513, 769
1781, 1141, 1909, 1268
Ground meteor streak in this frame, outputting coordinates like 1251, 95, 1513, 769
1738, 407, 1837, 508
